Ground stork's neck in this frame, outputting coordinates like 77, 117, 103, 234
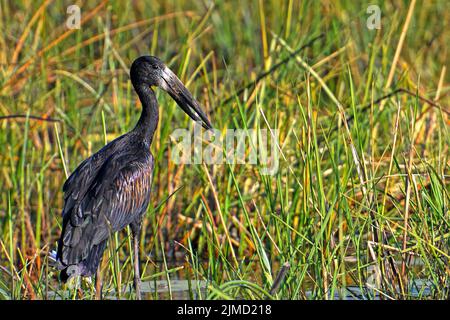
132, 83, 159, 146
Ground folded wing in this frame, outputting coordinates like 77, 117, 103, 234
57, 149, 154, 267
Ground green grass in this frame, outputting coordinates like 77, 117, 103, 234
0, 0, 449, 300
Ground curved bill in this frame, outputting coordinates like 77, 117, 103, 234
160, 66, 212, 130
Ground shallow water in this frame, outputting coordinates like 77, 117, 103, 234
46, 274, 436, 300
46, 279, 207, 300
306, 279, 434, 300
44, 255, 438, 300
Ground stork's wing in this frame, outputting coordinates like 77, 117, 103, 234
57, 151, 154, 266
62, 135, 126, 215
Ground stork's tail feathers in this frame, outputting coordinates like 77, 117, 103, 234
53, 240, 108, 283
59, 265, 82, 282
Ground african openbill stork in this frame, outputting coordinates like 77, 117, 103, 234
55, 56, 212, 299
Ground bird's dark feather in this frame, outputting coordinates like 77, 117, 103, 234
56, 133, 154, 274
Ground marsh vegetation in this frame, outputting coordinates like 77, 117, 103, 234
0, 0, 449, 299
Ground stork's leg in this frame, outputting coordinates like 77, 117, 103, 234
131, 221, 142, 300
133, 234, 142, 300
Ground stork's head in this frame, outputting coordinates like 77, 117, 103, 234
130, 56, 212, 130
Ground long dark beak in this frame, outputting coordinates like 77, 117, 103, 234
160, 67, 212, 130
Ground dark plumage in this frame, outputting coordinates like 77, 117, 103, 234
55, 56, 212, 299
